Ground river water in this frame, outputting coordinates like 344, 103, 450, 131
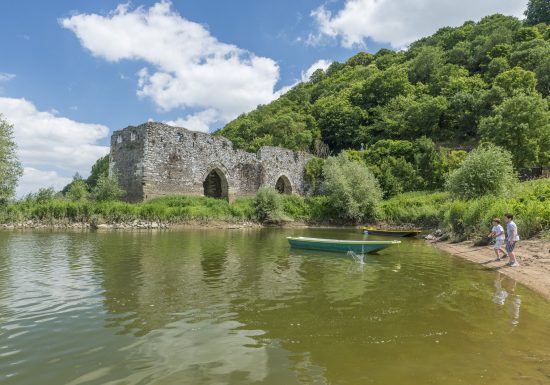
1, 229, 549, 385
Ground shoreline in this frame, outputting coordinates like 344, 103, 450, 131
430, 240, 550, 301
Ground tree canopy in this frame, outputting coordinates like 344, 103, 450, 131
216, 12, 550, 175
0, 114, 23, 202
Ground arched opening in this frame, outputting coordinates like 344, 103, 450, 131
275, 175, 292, 194
203, 168, 228, 199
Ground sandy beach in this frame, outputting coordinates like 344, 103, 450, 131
431, 239, 550, 301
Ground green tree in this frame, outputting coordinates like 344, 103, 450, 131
322, 153, 382, 221
409, 46, 445, 83
313, 94, 367, 151
86, 155, 110, 189
92, 174, 125, 201
34, 187, 57, 203
446, 144, 517, 199
525, 0, 550, 25
66, 174, 89, 201
0, 115, 23, 202
361, 66, 413, 108
479, 93, 549, 168
493, 67, 537, 96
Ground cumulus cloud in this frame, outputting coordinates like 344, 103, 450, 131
165, 109, 219, 133
61, 1, 281, 130
18, 168, 72, 197
301, 59, 332, 81
275, 59, 333, 97
0, 97, 110, 196
310, 0, 526, 49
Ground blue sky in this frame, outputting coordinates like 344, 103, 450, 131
0, 0, 526, 195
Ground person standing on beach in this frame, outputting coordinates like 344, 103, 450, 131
504, 213, 520, 267
488, 218, 507, 261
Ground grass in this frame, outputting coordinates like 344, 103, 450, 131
1, 179, 548, 240
378, 179, 550, 242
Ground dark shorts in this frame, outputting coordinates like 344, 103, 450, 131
506, 241, 516, 253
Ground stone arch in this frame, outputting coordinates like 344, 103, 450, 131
275, 175, 292, 194
203, 168, 229, 199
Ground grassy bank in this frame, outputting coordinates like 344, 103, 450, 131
1, 180, 548, 240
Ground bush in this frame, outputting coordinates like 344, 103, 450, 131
253, 187, 286, 222
92, 174, 125, 201
445, 144, 517, 199
33, 187, 57, 204
323, 153, 382, 222
66, 179, 89, 201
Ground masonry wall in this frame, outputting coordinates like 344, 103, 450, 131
110, 122, 313, 202
110, 125, 147, 202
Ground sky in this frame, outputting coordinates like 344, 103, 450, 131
0, 0, 527, 196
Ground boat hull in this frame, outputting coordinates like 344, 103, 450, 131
361, 228, 421, 237
287, 237, 400, 254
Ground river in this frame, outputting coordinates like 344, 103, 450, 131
1, 229, 549, 385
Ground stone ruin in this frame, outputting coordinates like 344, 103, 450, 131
109, 122, 313, 202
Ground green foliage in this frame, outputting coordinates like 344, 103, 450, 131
304, 158, 325, 194
0, 114, 23, 202
479, 93, 549, 168
525, 0, 550, 25
322, 154, 382, 222
445, 144, 517, 199
313, 93, 368, 151
66, 175, 89, 202
92, 174, 125, 202
216, 13, 548, 171
493, 67, 537, 96
86, 155, 110, 189
253, 187, 285, 222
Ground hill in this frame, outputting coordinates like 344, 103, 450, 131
217, 14, 549, 176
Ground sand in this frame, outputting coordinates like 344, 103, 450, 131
430, 239, 550, 301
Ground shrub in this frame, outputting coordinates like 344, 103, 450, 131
34, 187, 57, 204
304, 158, 325, 194
445, 144, 517, 199
66, 179, 89, 201
92, 174, 125, 201
253, 187, 286, 222
323, 153, 382, 222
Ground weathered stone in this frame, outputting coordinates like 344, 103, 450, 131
110, 122, 313, 202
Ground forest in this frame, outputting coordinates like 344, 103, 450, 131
218, 12, 549, 197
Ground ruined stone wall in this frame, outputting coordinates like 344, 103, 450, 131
110, 122, 313, 201
110, 125, 147, 202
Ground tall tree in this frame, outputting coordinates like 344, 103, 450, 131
0, 114, 23, 202
525, 0, 550, 25
479, 93, 549, 168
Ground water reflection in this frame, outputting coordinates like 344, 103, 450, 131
1, 230, 550, 385
492, 272, 521, 326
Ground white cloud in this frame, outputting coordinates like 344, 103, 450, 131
301, 59, 332, 82
0, 72, 15, 82
310, 0, 526, 49
18, 168, 72, 197
165, 109, 219, 133
0, 97, 110, 196
61, 1, 281, 129
275, 59, 333, 97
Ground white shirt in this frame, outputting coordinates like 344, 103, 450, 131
507, 221, 520, 241
492, 225, 505, 241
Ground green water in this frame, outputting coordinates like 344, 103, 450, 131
1, 229, 550, 385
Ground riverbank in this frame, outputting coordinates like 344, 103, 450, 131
430, 239, 550, 301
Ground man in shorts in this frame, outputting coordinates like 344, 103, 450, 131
504, 213, 520, 267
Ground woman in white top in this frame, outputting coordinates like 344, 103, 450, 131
488, 218, 507, 261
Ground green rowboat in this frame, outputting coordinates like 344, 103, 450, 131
287, 237, 401, 254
